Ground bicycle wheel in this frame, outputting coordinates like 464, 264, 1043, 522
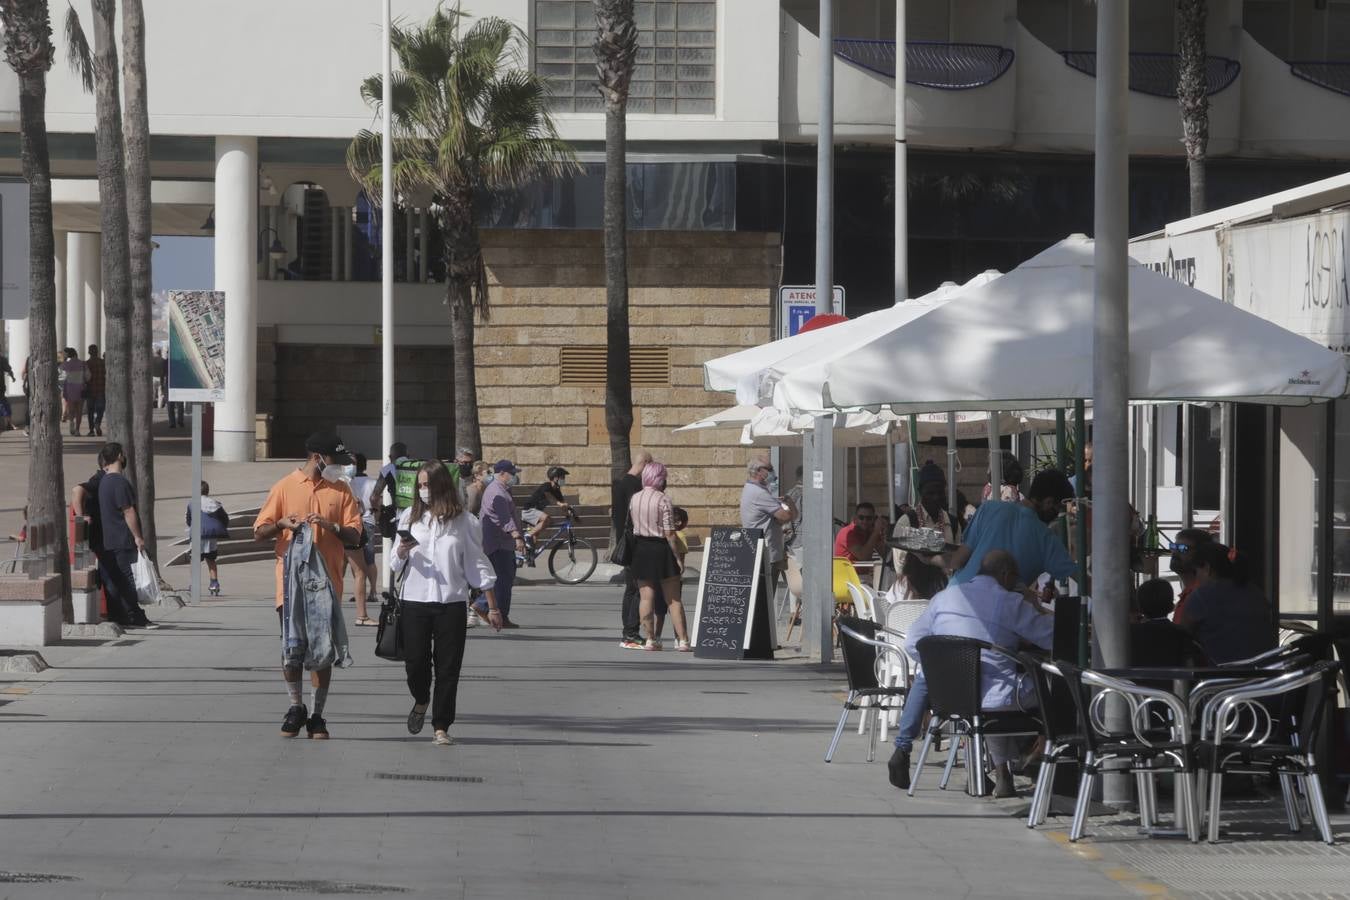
548, 536, 597, 584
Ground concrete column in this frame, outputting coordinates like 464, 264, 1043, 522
53, 230, 67, 348
342, 207, 353, 281
213, 136, 258, 463
68, 232, 101, 355
82, 237, 102, 352
5, 318, 29, 395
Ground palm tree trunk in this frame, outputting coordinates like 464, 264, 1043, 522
122, 0, 157, 560
603, 93, 633, 485
443, 189, 482, 457
16, 57, 73, 621
90, 0, 135, 469
1178, 0, 1208, 216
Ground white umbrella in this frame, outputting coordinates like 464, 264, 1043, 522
671, 404, 763, 433
760, 271, 1001, 413
822, 235, 1350, 411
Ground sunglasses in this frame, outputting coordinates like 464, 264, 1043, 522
856, 514, 877, 521
1168, 542, 1191, 553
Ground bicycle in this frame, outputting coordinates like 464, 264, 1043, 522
519, 510, 597, 584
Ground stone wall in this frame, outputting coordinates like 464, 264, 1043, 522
478, 229, 780, 533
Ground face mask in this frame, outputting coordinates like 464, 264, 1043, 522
320, 464, 345, 483
418, 487, 432, 503
557, 477, 566, 487
459, 463, 473, 477
340, 464, 356, 481
508, 473, 520, 487
766, 475, 779, 494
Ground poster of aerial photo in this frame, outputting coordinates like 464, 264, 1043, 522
167, 290, 226, 402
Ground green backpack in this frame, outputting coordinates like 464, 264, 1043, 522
393, 458, 464, 510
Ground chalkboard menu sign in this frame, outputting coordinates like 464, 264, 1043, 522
692, 527, 775, 660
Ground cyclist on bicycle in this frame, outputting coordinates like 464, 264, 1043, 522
522, 466, 574, 545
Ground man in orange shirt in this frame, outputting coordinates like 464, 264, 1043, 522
254, 433, 362, 739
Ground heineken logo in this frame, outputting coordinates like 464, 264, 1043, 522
1288, 370, 1321, 386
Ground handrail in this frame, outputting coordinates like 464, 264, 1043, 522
1059, 50, 1241, 98
833, 38, 1015, 91
1290, 61, 1350, 98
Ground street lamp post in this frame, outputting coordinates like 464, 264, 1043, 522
380, 0, 396, 588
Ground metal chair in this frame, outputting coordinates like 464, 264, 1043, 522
1055, 662, 1201, 842
1196, 660, 1341, 844
1024, 658, 1088, 829
909, 635, 1042, 798
825, 617, 911, 764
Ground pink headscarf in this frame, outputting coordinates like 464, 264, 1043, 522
641, 462, 667, 489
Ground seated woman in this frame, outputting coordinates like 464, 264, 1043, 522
1176, 543, 1275, 664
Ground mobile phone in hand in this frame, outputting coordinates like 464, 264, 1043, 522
397, 529, 418, 546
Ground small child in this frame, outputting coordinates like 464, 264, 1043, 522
1134, 577, 1175, 622
652, 508, 690, 641
187, 481, 229, 596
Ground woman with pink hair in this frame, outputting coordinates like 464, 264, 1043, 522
627, 461, 690, 651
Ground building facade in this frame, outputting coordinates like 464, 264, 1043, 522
4, 0, 1350, 533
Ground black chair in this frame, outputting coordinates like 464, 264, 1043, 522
1196, 660, 1341, 844
1054, 661, 1201, 842
825, 616, 911, 764
910, 635, 1041, 798
1023, 656, 1087, 828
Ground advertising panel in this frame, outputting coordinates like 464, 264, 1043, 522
167, 290, 226, 402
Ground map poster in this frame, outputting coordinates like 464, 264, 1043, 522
167, 290, 226, 402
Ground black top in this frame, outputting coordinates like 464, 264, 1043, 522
98, 472, 138, 552
81, 470, 106, 553
1129, 619, 1208, 668
611, 473, 641, 534
1179, 580, 1275, 664
524, 481, 564, 512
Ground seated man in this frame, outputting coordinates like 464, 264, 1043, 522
833, 502, 888, 567
890, 551, 1053, 798
522, 466, 573, 542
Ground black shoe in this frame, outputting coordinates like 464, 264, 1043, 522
307, 714, 329, 740
281, 704, 307, 738
407, 705, 427, 735
888, 748, 911, 790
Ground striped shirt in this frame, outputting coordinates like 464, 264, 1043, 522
629, 487, 674, 538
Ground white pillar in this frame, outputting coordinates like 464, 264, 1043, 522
4, 318, 29, 395
54, 230, 67, 349
82, 236, 102, 355
214, 136, 258, 463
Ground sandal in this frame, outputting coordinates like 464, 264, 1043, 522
353, 616, 377, 626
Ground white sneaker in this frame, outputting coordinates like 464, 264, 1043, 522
433, 731, 453, 746
466, 610, 481, 628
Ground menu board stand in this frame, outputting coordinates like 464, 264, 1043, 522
691, 527, 776, 661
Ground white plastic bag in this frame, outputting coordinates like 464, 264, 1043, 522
132, 550, 160, 607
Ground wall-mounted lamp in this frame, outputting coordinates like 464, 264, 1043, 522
258, 226, 286, 263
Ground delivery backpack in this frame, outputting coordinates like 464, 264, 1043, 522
392, 458, 464, 510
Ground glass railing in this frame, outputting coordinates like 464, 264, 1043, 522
1059, 51, 1241, 98
833, 39, 1015, 90
1289, 61, 1350, 98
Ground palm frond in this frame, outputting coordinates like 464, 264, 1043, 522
63, 4, 93, 93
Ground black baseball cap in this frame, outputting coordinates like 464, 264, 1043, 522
304, 432, 353, 464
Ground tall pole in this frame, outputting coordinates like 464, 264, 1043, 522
1093, 0, 1131, 807
946, 412, 958, 513
380, 0, 396, 588
815, 0, 834, 315
190, 403, 202, 604
894, 1, 907, 303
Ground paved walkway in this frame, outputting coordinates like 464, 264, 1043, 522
0, 418, 1345, 898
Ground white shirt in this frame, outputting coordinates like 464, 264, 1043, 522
350, 474, 376, 526
393, 508, 497, 604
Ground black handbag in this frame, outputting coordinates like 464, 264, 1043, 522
374, 567, 409, 662
609, 513, 636, 567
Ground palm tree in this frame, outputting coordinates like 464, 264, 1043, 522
1177, 0, 1208, 216
65, 0, 135, 465
121, 0, 158, 560
348, 3, 576, 455
1, 0, 73, 620
594, 0, 637, 486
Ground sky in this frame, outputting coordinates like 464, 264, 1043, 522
152, 236, 214, 293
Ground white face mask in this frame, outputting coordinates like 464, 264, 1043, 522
557, 477, 566, 487
418, 487, 432, 503
320, 464, 345, 483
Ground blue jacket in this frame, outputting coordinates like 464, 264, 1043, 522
282, 523, 352, 670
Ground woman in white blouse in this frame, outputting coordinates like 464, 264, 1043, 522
394, 460, 499, 746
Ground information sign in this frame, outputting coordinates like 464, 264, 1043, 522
691, 527, 775, 660
778, 285, 844, 338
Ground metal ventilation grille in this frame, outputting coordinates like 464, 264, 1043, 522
559, 347, 670, 386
